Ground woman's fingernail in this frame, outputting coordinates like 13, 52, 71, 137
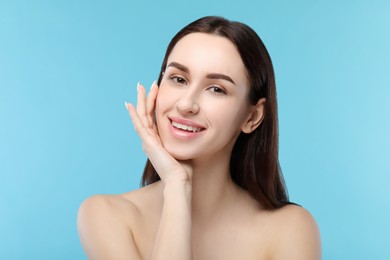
124, 101, 128, 109
137, 82, 140, 92
150, 81, 156, 90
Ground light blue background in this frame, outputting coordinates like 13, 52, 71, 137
1, 0, 389, 259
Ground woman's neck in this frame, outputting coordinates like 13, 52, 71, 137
187, 153, 242, 220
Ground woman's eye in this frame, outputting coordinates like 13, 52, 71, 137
208, 86, 226, 95
171, 76, 187, 85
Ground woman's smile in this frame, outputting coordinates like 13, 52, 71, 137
168, 116, 206, 140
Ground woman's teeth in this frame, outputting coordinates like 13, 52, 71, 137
172, 121, 201, 132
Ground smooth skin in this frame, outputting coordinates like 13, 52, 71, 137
77, 33, 321, 260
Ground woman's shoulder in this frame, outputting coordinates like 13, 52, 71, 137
77, 182, 163, 259
77, 193, 137, 224
78, 181, 163, 223
269, 203, 318, 226
261, 204, 322, 259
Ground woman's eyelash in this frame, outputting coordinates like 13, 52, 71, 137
170, 76, 187, 85
208, 86, 226, 94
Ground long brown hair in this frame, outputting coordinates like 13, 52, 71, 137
141, 16, 289, 209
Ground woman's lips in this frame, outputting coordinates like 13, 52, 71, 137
169, 116, 205, 129
168, 117, 205, 139
171, 121, 202, 132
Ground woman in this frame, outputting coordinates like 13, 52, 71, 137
78, 16, 321, 259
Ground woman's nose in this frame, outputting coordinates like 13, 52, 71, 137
175, 90, 200, 115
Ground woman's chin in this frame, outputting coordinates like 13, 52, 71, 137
164, 148, 195, 161
169, 152, 193, 161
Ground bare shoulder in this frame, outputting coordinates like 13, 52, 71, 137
77, 193, 140, 227
78, 181, 162, 229
77, 182, 163, 259
273, 204, 319, 230
268, 204, 322, 260
77, 194, 142, 259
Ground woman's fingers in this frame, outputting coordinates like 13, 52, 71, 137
136, 83, 150, 127
126, 83, 161, 151
126, 81, 191, 182
126, 102, 148, 140
126, 101, 177, 177
146, 81, 158, 126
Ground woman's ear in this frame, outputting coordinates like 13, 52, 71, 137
241, 98, 266, 134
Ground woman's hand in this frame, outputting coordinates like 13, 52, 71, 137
126, 82, 193, 259
125, 82, 192, 184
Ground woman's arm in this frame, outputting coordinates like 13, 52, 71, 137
127, 82, 193, 260
150, 181, 192, 259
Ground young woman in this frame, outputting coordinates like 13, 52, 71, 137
78, 16, 321, 259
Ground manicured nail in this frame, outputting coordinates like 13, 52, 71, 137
137, 82, 140, 92
150, 80, 156, 91
124, 101, 128, 109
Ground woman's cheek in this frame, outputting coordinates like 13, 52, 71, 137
155, 89, 170, 127
155, 93, 165, 116
156, 85, 175, 112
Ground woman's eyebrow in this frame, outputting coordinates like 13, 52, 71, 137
206, 73, 235, 85
167, 62, 189, 73
167, 61, 235, 85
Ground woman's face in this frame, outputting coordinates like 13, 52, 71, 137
155, 32, 254, 161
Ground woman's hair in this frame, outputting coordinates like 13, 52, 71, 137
141, 16, 289, 209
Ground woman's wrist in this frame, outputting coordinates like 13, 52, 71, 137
163, 179, 192, 199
